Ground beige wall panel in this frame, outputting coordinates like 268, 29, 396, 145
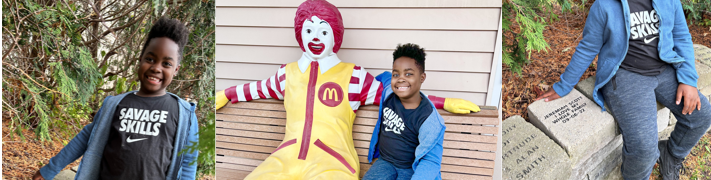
215, 62, 489, 93
216, 8, 500, 30
216, 45, 494, 73
215, 0, 501, 105
216, 0, 501, 8
216, 27, 497, 52
215, 79, 488, 105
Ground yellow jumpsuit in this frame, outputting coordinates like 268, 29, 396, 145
244, 61, 360, 180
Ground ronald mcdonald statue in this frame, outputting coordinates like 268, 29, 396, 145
215, 0, 480, 179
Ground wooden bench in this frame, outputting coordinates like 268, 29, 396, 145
215, 99, 500, 180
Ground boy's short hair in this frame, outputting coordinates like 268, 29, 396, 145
140, 17, 189, 62
393, 43, 426, 72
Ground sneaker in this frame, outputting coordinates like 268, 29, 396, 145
657, 140, 685, 180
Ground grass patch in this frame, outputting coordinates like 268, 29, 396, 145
651, 132, 711, 180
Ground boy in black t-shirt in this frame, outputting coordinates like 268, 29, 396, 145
364, 44, 466, 180
536, 0, 711, 179
33, 17, 199, 180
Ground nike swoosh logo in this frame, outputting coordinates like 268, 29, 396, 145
126, 136, 147, 143
644, 36, 658, 44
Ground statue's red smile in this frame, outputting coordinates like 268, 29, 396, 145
308, 42, 325, 55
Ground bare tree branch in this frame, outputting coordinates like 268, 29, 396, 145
82, 9, 148, 46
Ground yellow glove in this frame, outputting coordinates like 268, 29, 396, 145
443, 98, 480, 114
216, 90, 230, 110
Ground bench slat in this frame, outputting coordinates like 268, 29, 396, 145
217, 121, 285, 132
217, 162, 257, 172
444, 133, 497, 143
217, 148, 270, 160
217, 155, 263, 166
217, 141, 276, 154
217, 114, 286, 125
442, 172, 493, 180
442, 148, 496, 160
441, 164, 494, 176
445, 124, 498, 134
218, 108, 287, 119
444, 140, 496, 151
441, 156, 494, 168
216, 135, 281, 147
216, 167, 251, 179
217, 127, 285, 140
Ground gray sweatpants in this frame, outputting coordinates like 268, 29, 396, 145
601, 66, 711, 180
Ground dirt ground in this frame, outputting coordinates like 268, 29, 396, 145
2, 120, 82, 179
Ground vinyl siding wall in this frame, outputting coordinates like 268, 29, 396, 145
215, 0, 501, 106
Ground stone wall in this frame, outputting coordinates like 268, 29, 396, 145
503, 44, 711, 179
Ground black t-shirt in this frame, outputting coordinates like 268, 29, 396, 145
100, 93, 180, 180
620, 0, 668, 75
378, 93, 433, 169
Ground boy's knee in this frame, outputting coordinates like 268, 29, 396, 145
630, 147, 660, 164
625, 140, 659, 160
686, 103, 711, 128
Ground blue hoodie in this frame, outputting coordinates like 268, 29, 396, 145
553, 0, 697, 111
367, 72, 446, 180
39, 91, 199, 180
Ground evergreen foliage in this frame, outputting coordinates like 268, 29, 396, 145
681, 0, 711, 26
503, 0, 577, 75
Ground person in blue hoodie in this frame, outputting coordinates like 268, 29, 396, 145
536, 0, 711, 179
364, 43, 460, 180
32, 17, 199, 180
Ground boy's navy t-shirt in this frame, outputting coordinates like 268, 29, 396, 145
378, 93, 432, 169
620, 0, 668, 76
99, 93, 179, 180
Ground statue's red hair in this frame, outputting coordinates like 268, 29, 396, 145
294, 0, 344, 53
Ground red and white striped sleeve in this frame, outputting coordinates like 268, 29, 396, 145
347, 66, 384, 111
225, 64, 287, 103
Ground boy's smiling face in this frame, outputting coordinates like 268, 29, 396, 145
392, 57, 426, 100
137, 37, 180, 97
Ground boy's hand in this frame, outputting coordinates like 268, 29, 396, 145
32, 170, 44, 180
444, 98, 480, 114
216, 90, 230, 110
536, 88, 561, 102
676, 84, 701, 115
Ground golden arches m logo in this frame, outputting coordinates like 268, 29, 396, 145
323, 88, 339, 101
318, 82, 343, 107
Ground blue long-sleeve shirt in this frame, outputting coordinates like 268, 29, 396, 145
553, 0, 697, 111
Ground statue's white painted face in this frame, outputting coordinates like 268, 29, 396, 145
301, 16, 335, 59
